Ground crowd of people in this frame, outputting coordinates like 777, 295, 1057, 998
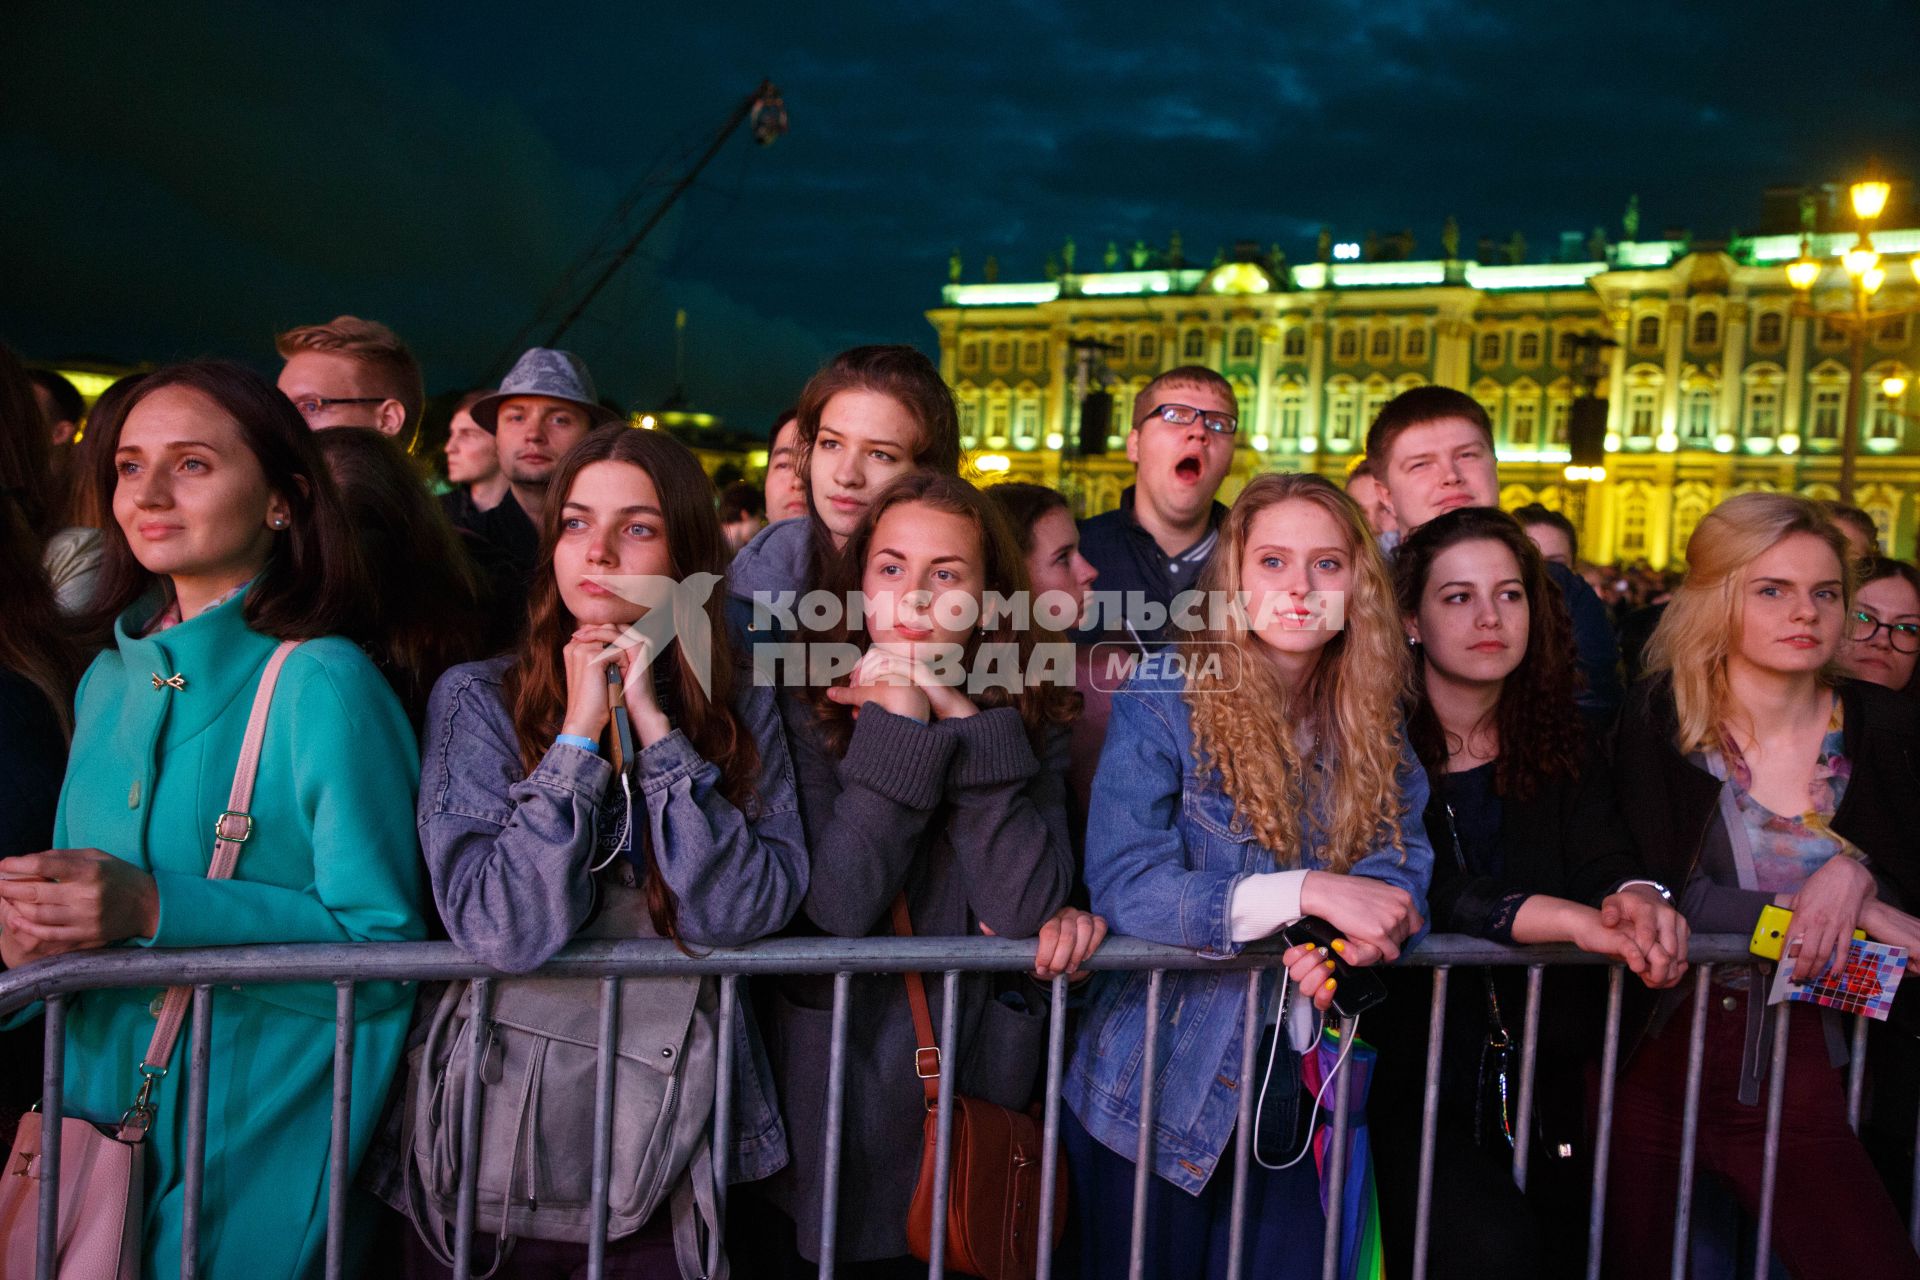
1, 317, 1917, 1280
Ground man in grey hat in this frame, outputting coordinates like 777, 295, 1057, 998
469, 348, 622, 590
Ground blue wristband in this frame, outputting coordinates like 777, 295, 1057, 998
555, 733, 599, 754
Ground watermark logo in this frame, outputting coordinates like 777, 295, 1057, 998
587, 572, 724, 695
1088, 642, 1244, 692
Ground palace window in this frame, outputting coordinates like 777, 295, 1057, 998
1404, 328, 1427, 359
1371, 328, 1393, 358
1014, 398, 1041, 446
1683, 389, 1715, 443
1335, 329, 1360, 360
1810, 386, 1843, 440
1627, 387, 1658, 439
1022, 340, 1044, 370
1511, 398, 1540, 446
1881, 317, 1911, 344
987, 400, 1010, 444
1746, 387, 1779, 438
958, 399, 979, 446
1692, 311, 1719, 346
1517, 332, 1541, 362
1558, 332, 1579, 362
1549, 398, 1571, 444
1754, 312, 1784, 346
1871, 401, 1901, 440
1283, 327, 1307, 358
1231, 327, 1255, 359
1480, 333, 1503, 364
1183, 329, 1205, 359
1138, 333, 1157, 363
1635, 315, 1661, 347
1277, 388, 1303, 439
992, 341, 1011, 369
961, 341, 980, 370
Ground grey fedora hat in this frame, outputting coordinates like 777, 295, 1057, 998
471, 348, 623, 433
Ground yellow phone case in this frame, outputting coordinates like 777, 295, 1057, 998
1749, 903, 1866, 960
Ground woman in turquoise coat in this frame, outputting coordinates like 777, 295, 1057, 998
0, 361, 427, 1279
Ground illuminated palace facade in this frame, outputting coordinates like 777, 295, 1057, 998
925, 225, 1920, 564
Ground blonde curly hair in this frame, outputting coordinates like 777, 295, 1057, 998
1181, 472, 1413, 872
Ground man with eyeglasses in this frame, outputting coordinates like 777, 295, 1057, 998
1077, 365, 1238, 647
275, 314, 424, 441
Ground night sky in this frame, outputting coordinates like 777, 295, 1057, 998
6, 0, 1917, 436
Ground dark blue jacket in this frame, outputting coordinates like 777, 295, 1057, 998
1076, 486, 1227, 647
1545, 560, 1623, 717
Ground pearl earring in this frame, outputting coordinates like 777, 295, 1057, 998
271, 516, 288, 530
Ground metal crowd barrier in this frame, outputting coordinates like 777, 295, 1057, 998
2, 934, 1915, 1280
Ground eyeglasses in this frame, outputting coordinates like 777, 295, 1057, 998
1139, 402, 1238, 435
1850, 609, 1920, 653
289, 395, 386, 420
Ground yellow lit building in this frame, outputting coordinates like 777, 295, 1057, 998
926, 225, 1920, 563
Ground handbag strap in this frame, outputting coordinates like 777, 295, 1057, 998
126, 641, 300, 1133
890, 895, 942, 1107
1440, 802, 1512, 1044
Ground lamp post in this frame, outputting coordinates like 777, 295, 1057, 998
1785, 165, 1920, 504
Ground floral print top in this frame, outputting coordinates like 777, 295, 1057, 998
1704, 698, 1867, 895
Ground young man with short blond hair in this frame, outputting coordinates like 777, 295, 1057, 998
275, 314, 424, 439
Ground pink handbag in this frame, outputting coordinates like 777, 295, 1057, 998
0, 641, 299, 1279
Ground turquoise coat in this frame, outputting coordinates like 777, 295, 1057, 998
44, 590, 426, 1278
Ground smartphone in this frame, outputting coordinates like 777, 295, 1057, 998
1749, 903, 1865, 961
1278, 916, 1387, 1018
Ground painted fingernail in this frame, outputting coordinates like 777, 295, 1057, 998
1324, 959, 1336, 972
1325, 979, 1337, 993
1331, 939, 1347, 954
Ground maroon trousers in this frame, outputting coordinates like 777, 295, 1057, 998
1604, 995, 1920, 1280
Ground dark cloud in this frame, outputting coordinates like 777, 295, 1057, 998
3, 0, 1915, 433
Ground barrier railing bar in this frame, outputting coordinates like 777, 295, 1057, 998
35, 995, 65, 1280
927, 971, 960, 1280
816, 970, 852, 1280
1511, 965, 1544, 1192
0, 936, 1775, 1013
710, 975, 738, 1279
1752, 1000, 1791, 1280
325, 982, 355, 1280
587, 976, 620, 1280
1667, 965, 1713, 1280
1584, 966, 1625, 1280
1411, 967, 1448, 1280
1845, 1014, 1869, 1133
1320, 1013, 1355, 1280
1225, 970, 1260, 1280
1034, 973, 1068, 1280
1127, 969, 1164, 1280
452, 977, 491, 1280
181, 984, 212, 1279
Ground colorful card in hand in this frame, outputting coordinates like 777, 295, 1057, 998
1767, 938, 1908, 1021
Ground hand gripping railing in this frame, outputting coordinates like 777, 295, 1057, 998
1, 933, 1913, 1280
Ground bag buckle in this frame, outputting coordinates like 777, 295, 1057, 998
120, 1064, 167, 1134
214, 810, 254, 843
915, 1047, 941, 1079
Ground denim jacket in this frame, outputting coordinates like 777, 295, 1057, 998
416, 655, 808, 1182
1063, 668, 1434, 1194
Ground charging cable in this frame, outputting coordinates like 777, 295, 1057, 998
1252, 973, 1363, 1171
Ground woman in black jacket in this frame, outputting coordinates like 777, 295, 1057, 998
1606, 492, 1920, 1280
1371, 507, 1688, 1280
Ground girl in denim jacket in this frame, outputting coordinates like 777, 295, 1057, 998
409, 427, 808, 1278
1063, 473, 1434, 1280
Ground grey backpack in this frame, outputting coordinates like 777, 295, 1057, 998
402, 887, 724, 1278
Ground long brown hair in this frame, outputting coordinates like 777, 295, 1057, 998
76, 361, 365, 646
503, 426, 760, 943
0, 345, 82, 733
792, 345, 962, 581
1394, 506, 1582, 799
314, 428, 491, 727
1181, 472, 1412, 872
804, 471, 1077, 757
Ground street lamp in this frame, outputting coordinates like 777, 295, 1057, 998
1785, 165, 1920, 503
